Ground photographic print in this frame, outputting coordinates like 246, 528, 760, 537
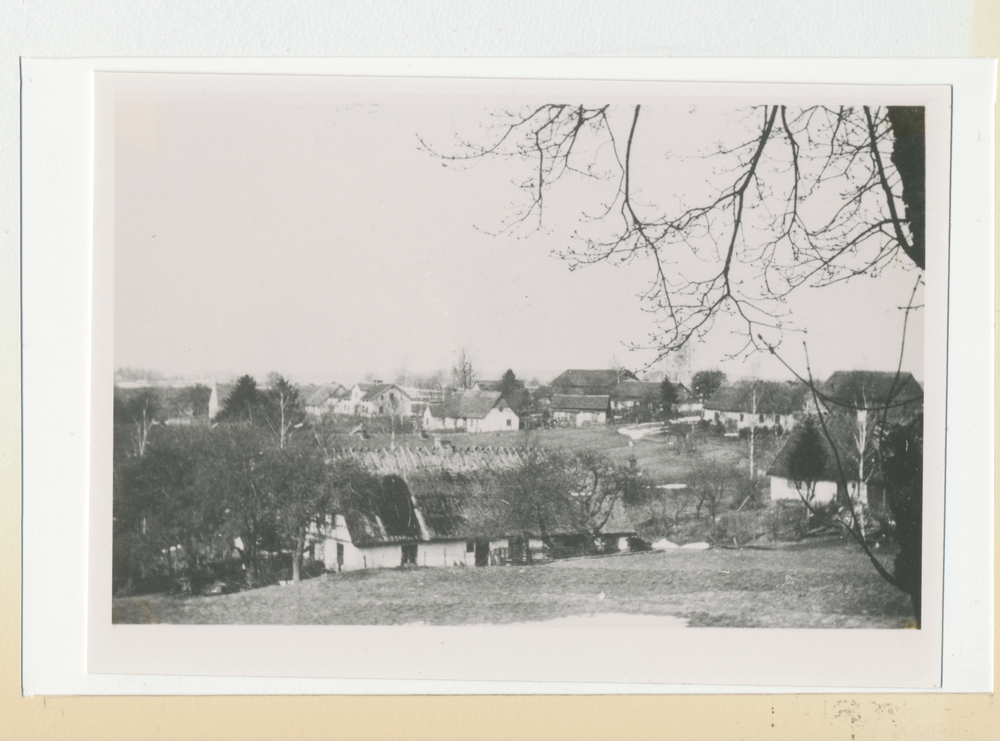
89, 72, 950, 685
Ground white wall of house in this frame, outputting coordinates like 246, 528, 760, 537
422, 406, 442, 430
424, 403, 518, 433
322, 537, 475, 571
553, 409, 606, 426
677, 401, 703, 415
414, 541, 473, 567
366, 387, 414, 418
422, 406, 464, 431
467, 406, 519, 433
335, 385, 367, 415
704, 409, 796, 431
321, 539, 398, 571
769, 476, 868, 505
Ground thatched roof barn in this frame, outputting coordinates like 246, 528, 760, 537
549, 368, 639, 395
704, 379, 810, 416
317, 446, 638, 570
821, 370, 923, 417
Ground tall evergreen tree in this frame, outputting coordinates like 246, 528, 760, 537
659, 378, 678, 418
788, 415, 828, 524
216, 375, 264, 424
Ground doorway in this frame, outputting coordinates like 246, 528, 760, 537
474, 539, 490, 567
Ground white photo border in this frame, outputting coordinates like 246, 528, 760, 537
20, 57, 995, 695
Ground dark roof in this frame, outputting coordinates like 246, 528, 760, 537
704, 380, 809, 415
406, 469, 636, 541
332, 451, 637, 546
427, 390, 508, 420
549, 369, 639, 393
821, 371, 923, 412
474, 380, 504, 392
362, 384, 400, 401
305, 382, 347, 407
610, 381, 662, 403
551, 394, 611, 412
405, 471, 492, 540
340, 475, 422, 547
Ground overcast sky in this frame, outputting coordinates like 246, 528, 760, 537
111, 76, 925, 387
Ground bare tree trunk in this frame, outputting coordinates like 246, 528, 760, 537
292, 532, 305, 583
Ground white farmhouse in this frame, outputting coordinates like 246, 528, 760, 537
339, 382, 415, 417
422, 389, 519, 433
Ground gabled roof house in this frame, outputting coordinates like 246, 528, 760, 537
422, 389, 519, 433
703, 380, 810, 431
549, 369, 639, 395
303, 382, 349, 416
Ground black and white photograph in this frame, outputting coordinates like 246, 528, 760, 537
88, 72, 952, 685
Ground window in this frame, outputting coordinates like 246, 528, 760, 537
759, 413, 765, 423
401, 544, 418, 566
506, 418, 511, 427
740, 413, 745, 422
466, 540, 475, 553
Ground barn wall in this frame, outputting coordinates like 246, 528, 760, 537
704, 409, 798, 431
469, 406, 519, 433
552, 410, 606, 427
770, 477, 868, 506
769, 476, 838, 504
322, 539, 404, 571
323, 539, 477, 571
422, 407, 443, 430
575, 410, 606, 426
415, 540, 473, 567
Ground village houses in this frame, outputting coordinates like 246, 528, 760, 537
336, 382, 415, 417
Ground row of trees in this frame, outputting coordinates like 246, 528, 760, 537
113, 373, 642, 592
114, 421, 382, 589
115, 373, 320, 589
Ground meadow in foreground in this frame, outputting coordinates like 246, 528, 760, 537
112, 536, 912, 629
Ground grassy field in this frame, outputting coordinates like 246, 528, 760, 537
112, 536, 914, 629
344, 425, 750, 483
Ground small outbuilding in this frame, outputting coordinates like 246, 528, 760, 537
550, 394, 611, 426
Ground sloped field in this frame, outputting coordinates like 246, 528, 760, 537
112, 536, 913, 629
